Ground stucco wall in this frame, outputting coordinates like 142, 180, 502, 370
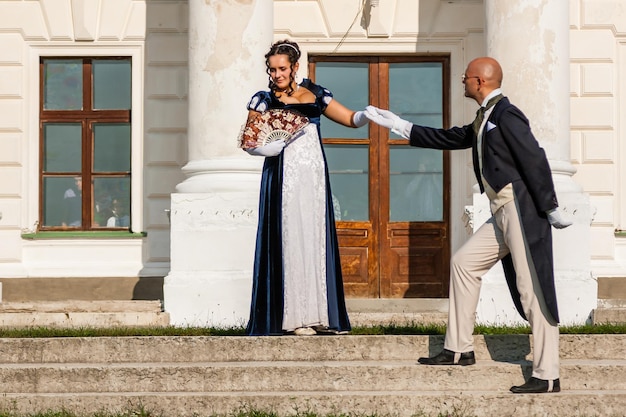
0, 0, 153, 279
0, 0, 624, 290
569, 0, 626, 271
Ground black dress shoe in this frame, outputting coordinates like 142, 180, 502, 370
417, 348, 476, 366
510, 377, 560, 394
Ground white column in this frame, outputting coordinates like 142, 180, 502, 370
475, 0, 595, 325
164, 0, 273, 327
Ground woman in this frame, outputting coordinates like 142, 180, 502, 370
244, 40, 368, 336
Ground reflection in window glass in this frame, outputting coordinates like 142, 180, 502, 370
43, 177, 83, 227
44, 60, 83, 110
43, 124, 82, 172
389, 63, 444, 222
315, 62, 368, 139
390, 63, 443, 135
92, 177, 131, 228
325, 145, 369, 221
93, 124, 131, 172
93, 60, 131, 110
390, 147, 443, 221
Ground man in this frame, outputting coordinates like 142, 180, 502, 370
366, 57, 572, 394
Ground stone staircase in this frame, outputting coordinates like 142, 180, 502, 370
0, 281, 624, 416
0, 334, 624, 417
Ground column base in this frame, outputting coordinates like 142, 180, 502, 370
164, 271, 252, 327
164, 158, 262, 328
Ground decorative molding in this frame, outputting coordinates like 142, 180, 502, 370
71, 0, 100, 41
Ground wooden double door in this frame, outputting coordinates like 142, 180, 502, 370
310, 56, 451, 298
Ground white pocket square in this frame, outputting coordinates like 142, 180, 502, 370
486, 121, 497, 131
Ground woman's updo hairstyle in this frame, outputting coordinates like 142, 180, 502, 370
265, 39, 301, 96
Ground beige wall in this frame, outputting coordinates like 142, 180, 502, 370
0, 0, 624, 286
0, 0, 155, 279
144, 1, 188, 270
569, 0, 626, 266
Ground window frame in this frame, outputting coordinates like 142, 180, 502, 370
39, 57, 131, 231
29, 46, 144, 235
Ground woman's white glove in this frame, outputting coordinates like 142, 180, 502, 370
244, 139, 286, 157
546, 208, 573, 229
365, 106, 412, 139
352, 110, 369, 127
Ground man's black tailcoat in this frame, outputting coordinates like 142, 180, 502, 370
407, 97, 560, 322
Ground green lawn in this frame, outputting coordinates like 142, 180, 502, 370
0, 322, 624, 338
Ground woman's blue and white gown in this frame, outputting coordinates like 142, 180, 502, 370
245, 79, 351, 336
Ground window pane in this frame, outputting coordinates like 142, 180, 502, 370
43, 123, 82, 172
314, 62, 368, 139
93, 124, 131, 172
92, 176, 130, 228
325, 145, 369, 221
93, 59, 131, 110
390, 146, 443, 222
389, 63, 443, 132
44, 59, 83, 110
43, 176, 83, 227
389, 63, 443, 222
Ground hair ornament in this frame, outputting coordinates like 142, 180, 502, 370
277, 43, 300, 55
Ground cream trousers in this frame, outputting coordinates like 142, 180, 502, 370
444, 199, 560, 380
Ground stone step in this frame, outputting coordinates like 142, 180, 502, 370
593, 306, 626, 324
593, 297, 626, 324
0, 335, 624, 417
1, 391, 625, 417
0, 300, 169, 328
0, 334, 624, 363
0, 359, 623, 393
346, 298, 449, 326
3, 295, 624, 329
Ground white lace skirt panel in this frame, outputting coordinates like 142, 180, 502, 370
281, 123, 329, 331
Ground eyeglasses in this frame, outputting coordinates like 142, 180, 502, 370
461, 74, 480, 82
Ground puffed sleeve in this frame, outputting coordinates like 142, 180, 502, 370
320, 86, 334, 111
246, 91, 272, 113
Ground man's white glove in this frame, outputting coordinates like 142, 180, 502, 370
244, 139, 286, 157
546, 208, 573, 229
352, 110, 369, 127
365, 106, 413, 139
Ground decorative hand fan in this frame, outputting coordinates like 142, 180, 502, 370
238, 109, 310, 149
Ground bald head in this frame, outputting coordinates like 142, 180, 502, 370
470, 57, 503, 85
463, 57, 503, 103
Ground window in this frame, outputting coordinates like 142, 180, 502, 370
40, 58, 132, 230
311, 57, 447, 223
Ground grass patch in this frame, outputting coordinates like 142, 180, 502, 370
0, 322, 624, 338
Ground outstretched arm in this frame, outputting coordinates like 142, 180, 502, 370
365, 106, 413, 138
366, 106, 473, 150
323, 99, 369, 128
